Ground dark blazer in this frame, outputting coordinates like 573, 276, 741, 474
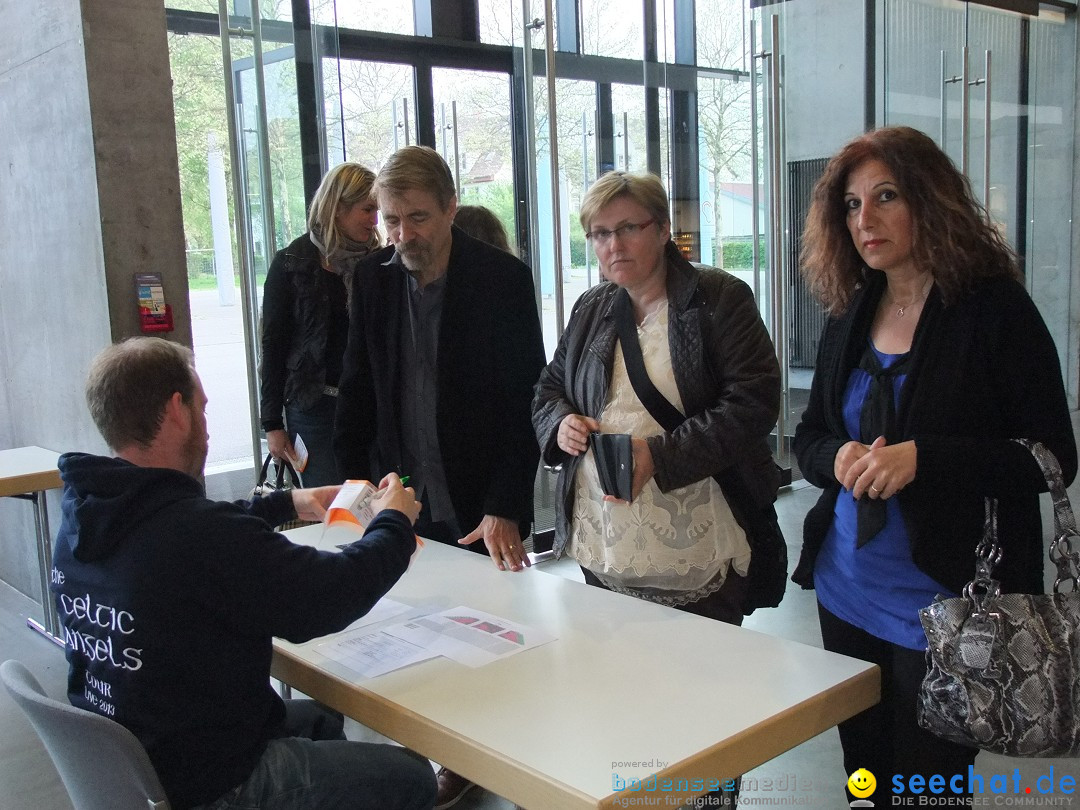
793, 271, 1076, 596
333, 226, 547, 538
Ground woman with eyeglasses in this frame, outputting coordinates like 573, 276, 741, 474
533, 171, 785, 806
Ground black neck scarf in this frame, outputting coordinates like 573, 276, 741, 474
855, 343, 912, 547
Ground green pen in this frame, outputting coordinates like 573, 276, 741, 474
399, 475, 411, 485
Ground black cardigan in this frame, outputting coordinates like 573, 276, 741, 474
259, 233, 346, 431
793, 271, 1076, 596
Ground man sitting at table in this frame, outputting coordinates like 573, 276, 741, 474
51, 336, 436, 810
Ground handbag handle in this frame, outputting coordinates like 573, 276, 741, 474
1013, 439, 1080, 593
256, 453, 302, 490
974, 441, 1080, 607
273, 456, 302, 489
257, 452, 274, 486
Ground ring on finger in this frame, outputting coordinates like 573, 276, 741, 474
870, 484, 881, 494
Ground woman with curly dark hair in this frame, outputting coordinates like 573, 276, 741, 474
793, 126, 1075, 797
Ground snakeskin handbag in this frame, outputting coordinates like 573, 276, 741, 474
917, 440, 1080, 757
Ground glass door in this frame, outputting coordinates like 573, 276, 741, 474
1026, 8, 1077, 402
882, 0, 1024, 247
218, 0, 306, 470
751, 1, 873, 473
750, 6, 793, 462
320, 55, 418, 169
432, 67, 517, 245
883, 0, 1078, 406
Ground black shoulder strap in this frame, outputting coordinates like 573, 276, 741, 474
614, 289, 685, 434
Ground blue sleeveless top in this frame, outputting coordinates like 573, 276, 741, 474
814, 343, 958, 650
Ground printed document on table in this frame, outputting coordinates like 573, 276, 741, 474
383, 606, 556, 667
337, 597, 412, 634
318, 628, 438, 679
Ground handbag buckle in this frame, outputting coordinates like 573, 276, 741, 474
954, 612, 1001, 674
1049, 534, 1080, 593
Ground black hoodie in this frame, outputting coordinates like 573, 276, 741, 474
52, 452, 416, 809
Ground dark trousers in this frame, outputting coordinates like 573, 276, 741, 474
817, 602, 978, 801
194, 700, 436, 810
582, 566, 746, 807
284, 394, 338, 488
414, 489, 487, 557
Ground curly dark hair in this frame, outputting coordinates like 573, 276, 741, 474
800, 126, 1019, 315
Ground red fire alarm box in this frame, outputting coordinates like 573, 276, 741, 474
135, 272, 174, 333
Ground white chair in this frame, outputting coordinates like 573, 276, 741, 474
1, 659, 169, 810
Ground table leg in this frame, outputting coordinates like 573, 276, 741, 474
20, 491, 64, 647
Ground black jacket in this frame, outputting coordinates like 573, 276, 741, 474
532, 242, 782, 557
333, 226, 547, 538
52, 452, 416, 809
793, 272, 1077, 596
259, 233, 349, 431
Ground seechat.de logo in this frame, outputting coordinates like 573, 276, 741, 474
848, 768, 877, 807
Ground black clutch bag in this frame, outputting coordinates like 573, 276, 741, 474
590, 432, 634, 502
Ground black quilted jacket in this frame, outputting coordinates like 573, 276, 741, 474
532, 242, 781, 557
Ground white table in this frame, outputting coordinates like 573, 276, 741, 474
0, 446, 63, 645
274, 524, 879, 809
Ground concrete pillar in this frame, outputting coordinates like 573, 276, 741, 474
0, 0, 189, 602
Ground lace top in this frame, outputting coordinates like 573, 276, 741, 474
567, 301, 751, 606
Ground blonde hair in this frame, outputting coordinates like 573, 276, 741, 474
375, 145, 457, 210
307, 162, 380, 253
580, 171, 671, 232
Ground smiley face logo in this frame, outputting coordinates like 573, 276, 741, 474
847, 768, 877, 798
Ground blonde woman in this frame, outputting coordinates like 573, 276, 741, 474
260, 162, 380, 486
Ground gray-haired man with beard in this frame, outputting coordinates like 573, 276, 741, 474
333, 146, 546, 808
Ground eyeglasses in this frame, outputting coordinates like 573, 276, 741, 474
584, 219, 656, 244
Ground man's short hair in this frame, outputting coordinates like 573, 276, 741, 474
375, 145, 457, 211
86, 337, 197, 451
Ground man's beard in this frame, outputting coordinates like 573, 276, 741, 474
396, 240, 431, 276
182, 427, 208, 480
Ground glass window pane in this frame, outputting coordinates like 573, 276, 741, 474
1027, 10, 1076, 401
696, 0, 748, 72
326, 59, 418, 170
165, 0, 217, 13
248, 52, 305, 253
168, 29, 256, 470
259, 0, 292, 23
478, 0, 520, 46
554, 79, 600, 327
432, 68, 517, 249
611, 84, 648, 173
657, 85, 671, 192
697, 73, 753, 277
313, 0, 414, 36
655, 0, 675, 62
581, 0, 644, 60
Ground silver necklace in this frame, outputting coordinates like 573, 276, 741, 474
888, 276, 934, 318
